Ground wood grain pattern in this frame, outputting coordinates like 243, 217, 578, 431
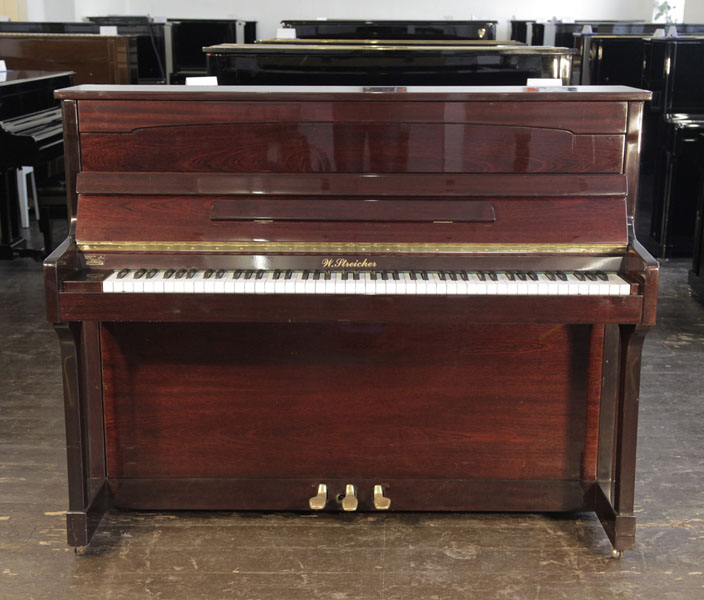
79, 123, 625, 174
76, 99, 628, 133
101, 322, 602, 481
58, 293, 644, 325
75, 195, 628, 245
109, 477, 594, 512
75, 172, 630, 198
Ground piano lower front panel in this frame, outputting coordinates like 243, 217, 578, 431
102, 321, 604, 511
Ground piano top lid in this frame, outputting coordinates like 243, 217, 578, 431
0, 70, 75, 88
203, 42, 573, 55
55, 84, 652, 102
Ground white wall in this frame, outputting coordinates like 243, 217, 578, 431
684, 0, 704, 22
61, 0, 658, 40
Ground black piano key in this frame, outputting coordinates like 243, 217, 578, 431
324, 271, 332, 280
392, 271, 400, 281
506, 272, 516, 281
285, 269, 293, 280
527, 271, 538, 281
573, 272, 586, 281
438, 272, 446, 281
273, 269, 282, 280
245, 270, 254, 280
313, 270, 321, 281
342, 272, 349, 280
146, 269, 159, 279
134, 268, 147, 279
516, 272, 527, 281
370, 271, 377, 280
459, 271, 468, 281
487, 272, 498, 281
409, 271, 418, 280
448, 271, 457, 281
175, 269, 187, 279
117, 268, 130, 279
596, 271, 608, 281
477, 271, 486, 281
555, 271, 568, 281
233, 269, 243, 279
545, 272, 556, 281
203, 269, 214, 279
421, 271, 429, 281
381, 271, 389, 280
256, 270, 265, 280
187, 268, 198, 279
585, 272, 598, 281
303, 270, 310, 280
164, 269, 176, 279
353, 271, 360, 280
215, 269, 226, 279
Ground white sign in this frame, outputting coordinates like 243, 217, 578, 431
526, 78, 563, 87
276, 28, 296, 39
99, 26, 118, 36
185, 76, 218, 86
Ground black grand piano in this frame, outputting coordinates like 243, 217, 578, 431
0, 70, 73, 258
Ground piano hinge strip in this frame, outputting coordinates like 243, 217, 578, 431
76, 241, 628, 254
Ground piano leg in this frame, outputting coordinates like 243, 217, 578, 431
595, 324, 650, 556
55, 322, 111, 547
0, 169, 26, 259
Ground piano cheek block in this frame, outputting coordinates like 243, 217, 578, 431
209, 199, 497, 224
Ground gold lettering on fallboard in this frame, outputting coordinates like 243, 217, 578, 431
321, 258, 378, 269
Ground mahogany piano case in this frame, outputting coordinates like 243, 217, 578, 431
45, 85, 658, 556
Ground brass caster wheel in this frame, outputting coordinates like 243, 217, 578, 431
610, 548, 624, 559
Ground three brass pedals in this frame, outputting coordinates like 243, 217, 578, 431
308, 483, 391, 511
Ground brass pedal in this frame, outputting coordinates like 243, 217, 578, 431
340, 484, 358, 512
373, 485, 391, 510
308, 483, 327, 510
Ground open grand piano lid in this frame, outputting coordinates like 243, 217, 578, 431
55, 84, 652, 101
1, 69, 75, 86
203, 42, 569, 53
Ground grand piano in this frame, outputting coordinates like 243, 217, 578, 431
0, 70, 73, 258
45, 84, 658, 557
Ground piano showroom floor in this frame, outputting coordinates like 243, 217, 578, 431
1, 220, 703, 600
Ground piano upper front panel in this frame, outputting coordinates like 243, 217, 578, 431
75, 100, 629, 134
79, 122, 625, 174
75, 195, 628, 245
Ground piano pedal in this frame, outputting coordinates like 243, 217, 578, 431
308, 483, 328, 510
373, 485, 391, 510
339, 484, 359, 511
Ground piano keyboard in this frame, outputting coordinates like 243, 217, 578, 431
102, 269, 632, 296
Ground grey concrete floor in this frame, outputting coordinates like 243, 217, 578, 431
1, 226, 703, 599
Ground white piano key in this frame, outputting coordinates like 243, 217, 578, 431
314, 273, 327, 295
304, 274, 317, 294
525, 274, 539, 295
344, 274, 356, 294
415, 274, 428, 295
497, 273, 516, 295
102, 271, 118, 293
384, 273, 397, 295
445, 273, 459, 295
263, 272, 277, 294
274, 273, 287, 294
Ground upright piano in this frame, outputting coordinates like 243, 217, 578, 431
205, 44, 574, 86
45, 85, 658, 557
0, 70, 73, 258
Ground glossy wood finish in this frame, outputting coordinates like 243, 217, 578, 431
101, 322, 602, 481
79, 123, 624, 175
0, 34, 138, 85
44, 86, 658, 550
75, 196, 627, 245
110, 478, 592, 512
57, 293, 645, 325
76, 99, 629, 133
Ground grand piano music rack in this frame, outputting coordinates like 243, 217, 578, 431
45, 85, 658, 557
